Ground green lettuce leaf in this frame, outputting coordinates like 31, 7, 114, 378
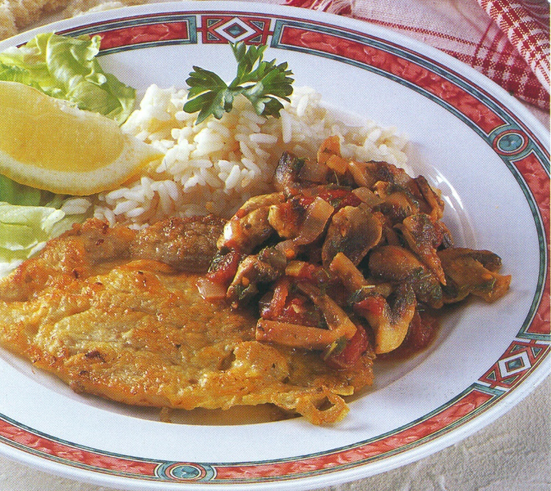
0, 174, 51, 207
0, 202, 85, 272
0, 32, 135, 124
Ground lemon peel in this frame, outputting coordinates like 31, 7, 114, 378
0, 81, 162, 196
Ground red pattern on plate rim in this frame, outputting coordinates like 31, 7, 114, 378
0, 388, 495, 480
201, 14, 272, 45
215, 389, 493, 480
0, 418, 158, 476
277, 25, 507, 134
97, 22, 190, 50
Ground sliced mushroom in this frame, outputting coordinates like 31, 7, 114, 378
275, 196, 335, 259
438, 248, 511, 303
329, 252, 392, 298
353, 283, 417, 354
256, 319, 347, 350
368, 245, 443, 308
226, 248, 287, 307
296, 282, 357, 341
268, 200, 303, 239
322, 204, 383, 267
397, 213, 446, 284
217, 192, 284, 253
274, 151, 332, 195
255, 282, 358, 351
373, 181, 421, 224
414, 175, 445, 220
329, 251, 369, 292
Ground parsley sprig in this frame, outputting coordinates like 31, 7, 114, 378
183, 42, 294, 124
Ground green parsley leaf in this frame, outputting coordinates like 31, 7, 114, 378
183, 41, 294, 124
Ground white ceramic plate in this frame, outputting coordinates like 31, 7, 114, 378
0, 2, 548, 490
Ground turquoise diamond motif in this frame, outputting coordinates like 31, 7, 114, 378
214, 17, 257, 43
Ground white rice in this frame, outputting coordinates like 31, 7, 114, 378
74, 84, 410, 229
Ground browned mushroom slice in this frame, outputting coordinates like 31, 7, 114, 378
321, 204, 383, 267
368, 245, 443, 308
226, 247, 287, 307
414, 175, 445, 220
217, 192, 284, 253
275, 196, 335, 259
437, 248, 511, 303
397, 213, 447, 284
329, 251, 368, 292
353, 283, 417, 354
371, 161, 416, 188
296, 282, 357, 338
274, 152, 304, 194
346, 160, 411, 190
373, 181, 420, 224
329, 252, 393, 298
268, 194, 311, 240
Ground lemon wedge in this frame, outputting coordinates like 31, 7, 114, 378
0, 81, 162, 196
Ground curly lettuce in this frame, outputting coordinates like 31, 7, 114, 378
0, 32, 135, 124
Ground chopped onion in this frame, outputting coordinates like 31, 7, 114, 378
285, 260, 309, 277
326, 154, 349, 174
196, 276, 227, 300
347, 161, 374, 188
293, 196, 334, 246
352, 186, 382, 207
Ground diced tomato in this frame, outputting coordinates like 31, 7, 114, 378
280, 295, 323, 327
353, 294, 386, 318
262, 286, 324, 327
336, 191, 362, 210
403, 310, 438, 352
206, 250, 242, 286
322, 188, 361, 210
297, 195, 315, 210
324, 324, 369, 370
261, 277, 290, 320
297, 187, 362, 212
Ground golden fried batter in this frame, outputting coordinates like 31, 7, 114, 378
0, 218, 374, 424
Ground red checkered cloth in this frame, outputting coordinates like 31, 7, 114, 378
281, 0, 550, 110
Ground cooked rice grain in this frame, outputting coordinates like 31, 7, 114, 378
82, 85, 409, 228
